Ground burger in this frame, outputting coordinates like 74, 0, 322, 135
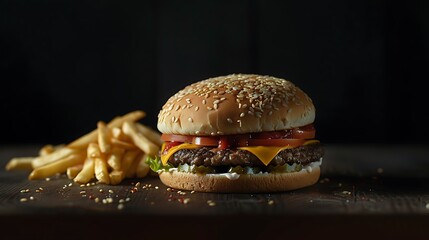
148, 74, 324, 192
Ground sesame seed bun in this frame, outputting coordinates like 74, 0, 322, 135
157, 74, 315, 136
158, 167, 320, 193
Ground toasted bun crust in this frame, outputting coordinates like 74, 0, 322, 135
158, 167, 320, 193
157, 74, 315, 136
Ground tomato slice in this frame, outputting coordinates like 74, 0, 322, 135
251, 124, 315, 139
247, 138, 305, 147
290, 126, 315, 139
162, 141, 182, 153
161, 134, 193, 143
193, 136, 219, 146
160, 125, 315, 148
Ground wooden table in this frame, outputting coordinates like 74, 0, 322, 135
1, 144, 429, 239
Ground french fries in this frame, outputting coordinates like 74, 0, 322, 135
5, 110, 162, 185
97, 121, 111, 153
6, 157, 34, 171
74, 158, 95, 184
123, 121, 159, 157
67, 164, 83, 179
29, 152, 85, 180
136, 154, 150, 178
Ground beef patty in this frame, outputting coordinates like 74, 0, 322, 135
167, 143, 324, 167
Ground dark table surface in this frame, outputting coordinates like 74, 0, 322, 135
1, 144, 429, 239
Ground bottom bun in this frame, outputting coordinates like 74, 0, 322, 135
159, 167, 320, 193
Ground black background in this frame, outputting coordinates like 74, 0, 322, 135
1, 0, 429, 145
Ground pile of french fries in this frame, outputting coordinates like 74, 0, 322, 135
5, 110, 163, 185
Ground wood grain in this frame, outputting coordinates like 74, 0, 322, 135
1, 144, 429, 238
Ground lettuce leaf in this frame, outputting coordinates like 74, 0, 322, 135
145, 156, 173, 172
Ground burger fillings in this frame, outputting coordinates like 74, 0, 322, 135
149, 74, 324, 192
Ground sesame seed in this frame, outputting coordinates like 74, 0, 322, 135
202, 99, 207, 104
195, 106, 199, 111
240, 112, 245, 117
95, 198, 100, 203
175, 105, 180, 111
125, 197, 131, 202
109, 189, 114, 194
211, 132, 215, 136
207, 107, 213, 110
99, 189, 103, 193
45, 178, 50, 181
227, 118, 233, 123
268, 200, 274, 205
188, 117, 193, 122
29, 196, 34, 200
195, 131, 200, 134
183, 198, 191, 204
186, 98, 191, 104
213, 100, 220, 104
269, 111, 273, 115
68, 183, 72, 187
117, 203, 125, 210
171, 116, 175, 122
213, 104, 218, 109
20, 198, 28, 202
237, 120, 242, 127
217, 131, 223, 135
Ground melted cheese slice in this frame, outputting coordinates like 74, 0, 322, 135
237, 146, 293, 166
161, 143, 200, 165
161, 140, 320, 166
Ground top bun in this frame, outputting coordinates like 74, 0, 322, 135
157, 74, 315, 136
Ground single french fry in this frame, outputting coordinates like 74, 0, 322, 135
32, 147, 77, 169
121, 150, 140, 174
135, 123, 163, 147
109, 170, 124, 185
87, 142, 101, 159
5, 157, 34, 171
67, 111, 146, 149
110, 138, 138, 150
123, 121, 159, 156
94, 157, 110, 184
66, 164, 83, 179
111, 127, 131, 142
29, 153, 85, 180
136, 154, 150, 178
107, 147, 124, 170
39, 144, 65, 156
97, 121, 111, 153
39, 145, 54, 156
125, 153, 142, 178
74, 158, 95, 183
